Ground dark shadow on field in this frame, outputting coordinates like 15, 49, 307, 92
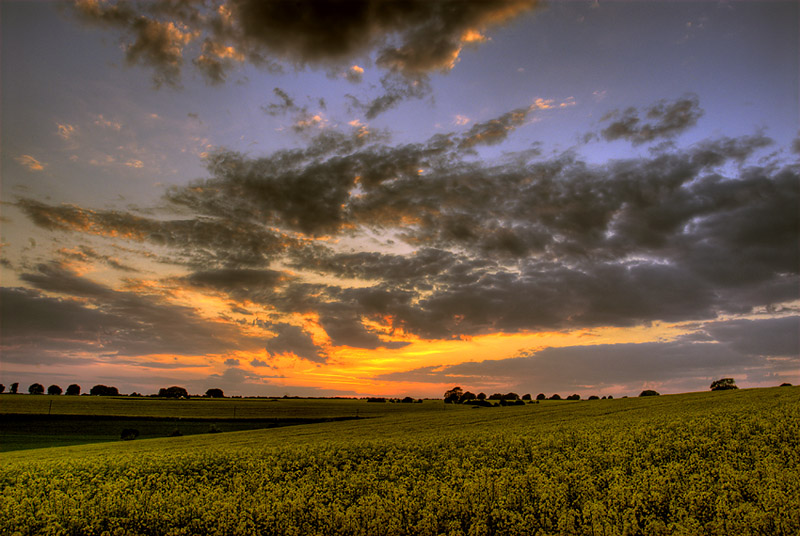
0, 414, 361, 452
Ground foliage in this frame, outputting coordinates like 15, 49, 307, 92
159, 386, 190, 399
443, 386, 463, 404
28, 383, 44, 395
710, 378, 738, 391
10, 382, 19, 394
65, 384, 80, 396
205, 388, 225, 398
90, 385, 119, 396
1, 388, 797, 536
536, 393, 546, 401
0, 384, 4, 394
566, 394, 581, 401
640, 390, 660, 397
47, 385, 63, 396
549, 394, 562, 400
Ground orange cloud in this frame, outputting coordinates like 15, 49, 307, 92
15, 155, 45, 171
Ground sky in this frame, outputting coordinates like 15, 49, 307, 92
1, 0, 798, 398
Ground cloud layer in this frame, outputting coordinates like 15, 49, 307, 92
12, 96, 799, 366
377, 316, 800, 394
73, 0, 537, 98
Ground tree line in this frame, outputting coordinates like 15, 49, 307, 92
0, 383, 227, 398
441, 378, 789, 405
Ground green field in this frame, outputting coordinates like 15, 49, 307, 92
1, 388, 798, 535
0, 395, 438, 452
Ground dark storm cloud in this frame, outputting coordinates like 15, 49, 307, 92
377, 316, 799, 393
2, 264, 269, 362
264, 323, 326, 363
72, 0, 537, 100
701, 316, 799, 358
16, 96, 800, 355
222, 0, 536, 75
16, 198, 290, 267
599, 94, 704, 145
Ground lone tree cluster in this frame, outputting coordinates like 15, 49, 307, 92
710, 378, 738, 391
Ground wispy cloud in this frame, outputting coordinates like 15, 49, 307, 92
15, 155, 46, 171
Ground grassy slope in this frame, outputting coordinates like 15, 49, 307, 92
1, 387, 798, 535
0, 396, 442, 452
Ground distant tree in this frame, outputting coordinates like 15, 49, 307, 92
566, 394, 580, 401
28, 383, 45, 395
158, 386, 189, 398
205, 388, 225, 398
522, 393, 532, 401
780, 382, 793, 387
588, 395, 600, 400
444, 386, 463, 404
549, 394, 561, 400
90, 385, 119, 396
476, 392, 487, 400
607, 395, 613, 399
536, 393, 546, 401
10, 383, 19, 394
129, 392, 143, 397
503, 392, 520, 401
459, 391, 476, 403
401, 396, 415, 403
367, 397, 386, 403
710, 378, 738, 391
65, 384, 81, 396
639, 390, 660, 397
47, 384, 63, 395
0, 384, 4, 394
488, 393, 503, 400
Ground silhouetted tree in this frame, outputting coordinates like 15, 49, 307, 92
588, 395, 600, 400
28, 383, 44, 395
566, 393, 580, 401
503, 392, 520, 401
0, 384, 4, 394
401, 396, 414, 403
205, 388, 225, 398
65, 384, 81, 396
549, 394, 561, 400
459, 391, 476, 403
522, 393, 532, 401
488, 393, 503, 400
47, 384, 63, 395
710, 378, 738, 391
90, 385, 119, 396
780, 382, 793, 387
639, 390, 660, 397
444, 386, 463, 404
477, 392, 487, 400
536, 393, 546, 401
158, 386, 189, 398
10, 383, 19, 394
